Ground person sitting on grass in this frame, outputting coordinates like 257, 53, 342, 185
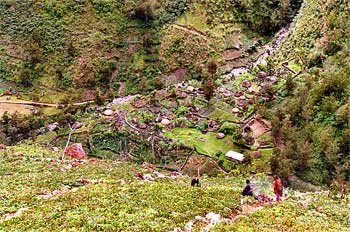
241, 179, 254, 197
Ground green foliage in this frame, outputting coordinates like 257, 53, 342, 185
270, 0, 350, 185
164, 128, 247, 158
216, 191, 350, 231
0, 145, 242, 231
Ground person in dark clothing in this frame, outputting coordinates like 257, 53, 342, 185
191, 178, 200, 187
241, 179, 254, 196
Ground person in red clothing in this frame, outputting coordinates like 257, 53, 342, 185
273, 175, 283, 201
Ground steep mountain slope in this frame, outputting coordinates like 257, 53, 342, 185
269, 0, 350, 185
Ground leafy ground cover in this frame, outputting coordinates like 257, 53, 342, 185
0, 145, 242, 231
215, 192, 350, 231
1, 145, 349, 231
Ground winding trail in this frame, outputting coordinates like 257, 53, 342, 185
171, 24, 209, 41
0, 99, 95, 108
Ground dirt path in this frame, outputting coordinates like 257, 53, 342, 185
171, 24, 209, 41
0, 99, 95, 108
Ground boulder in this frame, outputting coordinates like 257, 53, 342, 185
183, 99, 192, 107
216, 133, 225, 139
64, 143, 87, 160
131, 117, 138, 124
139, 123, 147, 129
242, 80, 252, 89
187, 86, 195, 93
72, 122, 83, 130
103, 109, 114, 116
142, 162, 157, 170
234, 91, 244, 97
161, 118, 171, 125
231, 108, 240, 113
51, 147, 59, 152
223, 90, 232, 97
257, 71, 267, 79
47, 122, 59, 132
252, 151, 262, 158
178, 92, 187, 98
191, 106, 200, 112
247, 99, 254, 105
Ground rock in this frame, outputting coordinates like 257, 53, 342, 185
134, 172, 144, 180
171, 172, 182, 179
149, 106, 161, 114
216, 133, 225, 139
191, 115, 199, 122
112, 95, 139, 105
167, 123, 175, 129
197, 87, 204, 94
154, 171, 166, 178
231, 108, 240, 113
131, 118, 138, 124
234, 91, 244, 97
244, 136, 255, 144
257, 71, 267, 79
191, 106, 200, 112
223, 48, 241, 61
174, 68, 187, 79
247, 99, 254, 105
155, 117, 162, 123
242, 80, 252, 89
51, 147, 59, 152
143, 174, 154, 182
185, 112, 193, 119
142, 162, 156, 170
103, 110, 114, 116
0, 144, 6, 150
132, 98, 148, 108
47, 122, 59, 132
237, 99, 247, 107
178, 92, 187, 98
72, 122, 83, 130
64, 143, 87, 160
186, 86, 195, 93
208, 121, 220, 131
223, 76, 231, 83
231, 67, 248, 77
139, 123, 147, 129
267, 76, 278, 84
183, 99, 192, 107
161, 118, 171, 126
204, 212, 222, 230
252, 151, 262, 158
223, 90, 232, 97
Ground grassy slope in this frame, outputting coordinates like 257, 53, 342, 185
217, 193, 350, 231
0, 145, 242, 231
1, 145, 350, 231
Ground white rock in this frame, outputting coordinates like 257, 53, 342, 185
143, 174, 154, 181
187, 86, 195, 92
103, 109, 114, 116
161, 118, 171, 125
231, 108, 240, 113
